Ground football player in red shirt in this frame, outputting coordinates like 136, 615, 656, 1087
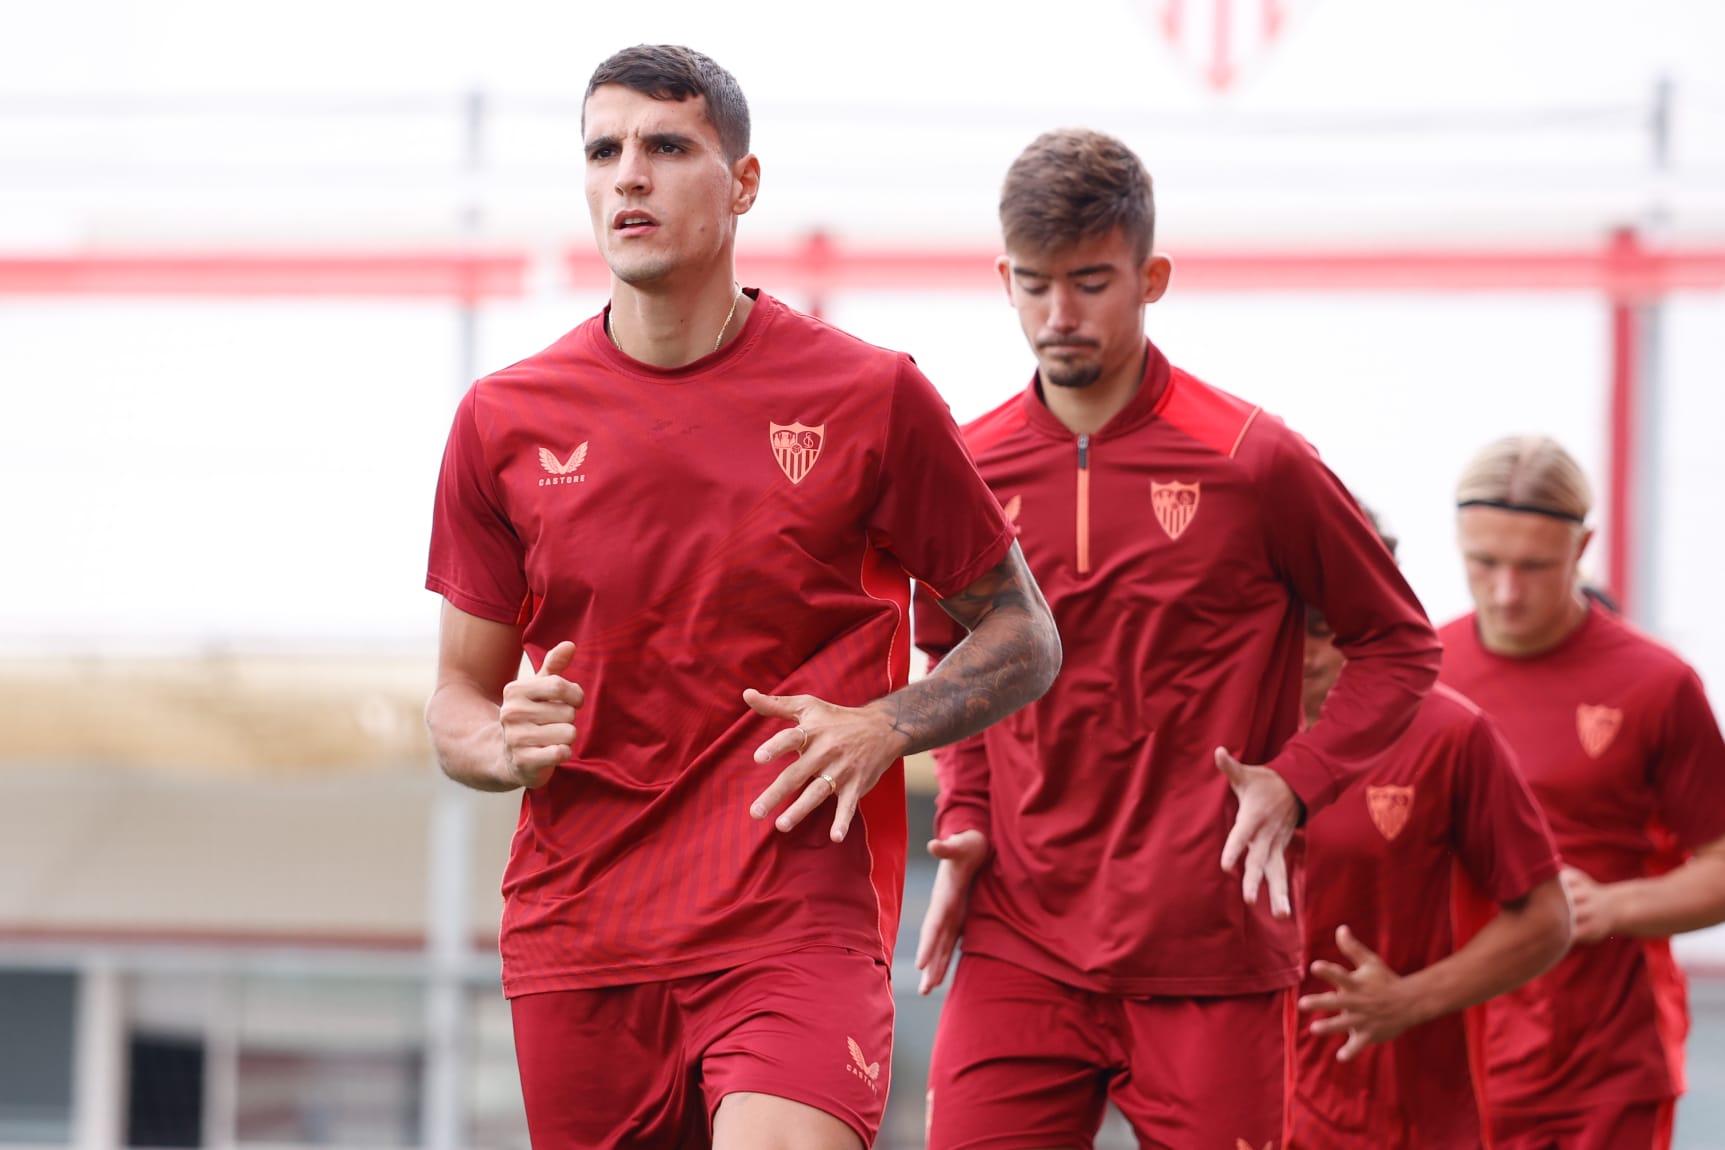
912, 129, 1441, 1150
1291, 504, 1570, 1149
1440, 435, 1725, 1150
424, 45, 1061, 1150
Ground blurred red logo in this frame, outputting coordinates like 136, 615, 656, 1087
1576, 704, 1622, 758
1366, 785, 1414, 842
1139, 0, 1304, 92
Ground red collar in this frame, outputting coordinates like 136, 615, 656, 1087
1019, 339, 1174, 441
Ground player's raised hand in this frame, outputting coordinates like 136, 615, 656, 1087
1216, 746, 1300, 918
498, 641, 584, 789
1299, 924, 1421, 1061
743, 687, 907, 844
915, 829, 990, 994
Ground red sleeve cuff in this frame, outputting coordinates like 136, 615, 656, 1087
922, 526, 1016, 603
934, 804, 990, 841
1266, 742, 1343, 820
425, 576, 524, 627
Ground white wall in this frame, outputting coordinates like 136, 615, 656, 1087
2, 0, 1721, 690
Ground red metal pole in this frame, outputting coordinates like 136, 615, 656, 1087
1606, 227, 1640, 616
802, 230, 833, 320
1212, 0, 1235, 90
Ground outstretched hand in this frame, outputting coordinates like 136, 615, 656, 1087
1216, 747, 1301, 917
915, 829, 989, 994
743, 687, 907, 843
1298, 924, 1423, 1061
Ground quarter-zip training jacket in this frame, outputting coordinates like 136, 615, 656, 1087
915, 340, 1442, 994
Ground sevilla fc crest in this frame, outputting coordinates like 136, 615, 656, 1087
1576, 704, 1623, 758
770, 422, 825, 485
1151, 480, 1200, 540
1366, 785, 1414, 842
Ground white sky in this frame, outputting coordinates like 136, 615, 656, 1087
2, 0, 1723, 691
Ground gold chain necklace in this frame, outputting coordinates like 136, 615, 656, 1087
607, 284, 743, 355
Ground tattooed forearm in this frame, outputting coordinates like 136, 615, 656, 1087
872, 542, 1060, 755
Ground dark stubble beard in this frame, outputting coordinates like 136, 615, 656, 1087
1039, 354, 1102, 390
1036, 335, 1105, 389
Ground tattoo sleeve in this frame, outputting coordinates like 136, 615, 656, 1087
875, 541, 1061, 754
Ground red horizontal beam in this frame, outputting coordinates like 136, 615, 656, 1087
578, 238, 1725, 297
0, 249, 530, 299
3, 239, 1725, 299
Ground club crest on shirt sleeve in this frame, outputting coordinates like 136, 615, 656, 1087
1150, 479, 1200, 540
1576, 704, 1623, 758
1366, 784, 1414, 842
770, 422, 825, 485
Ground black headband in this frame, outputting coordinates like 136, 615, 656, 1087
1456, 499, 1586, 525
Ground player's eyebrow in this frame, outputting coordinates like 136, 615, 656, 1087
642, 131, 700, 152
1011, 263, 1116, 280
586, 130, 703, 156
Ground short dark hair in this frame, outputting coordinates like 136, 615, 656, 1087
583, 44, 751, 163
999, 129, 1155, 262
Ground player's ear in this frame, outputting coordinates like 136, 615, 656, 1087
995, 255, 1014, 303
731, 153, 761, 215
1143, 253, 1172, 304
1574, 525, 1595, 564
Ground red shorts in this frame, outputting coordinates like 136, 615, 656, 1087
1491, 1097, 1675, 1150
927, 951, 1289, 1150
1286, 1092, 1476, 1150
510, 945, 893, 1149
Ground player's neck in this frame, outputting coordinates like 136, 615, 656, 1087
1041, 346, 1149, 437
607, 271, 750, 369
